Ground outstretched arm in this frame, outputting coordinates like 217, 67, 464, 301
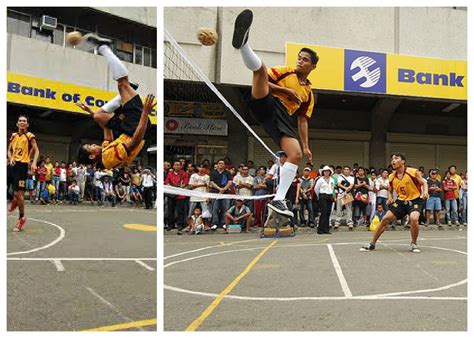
124, 94, 155, 151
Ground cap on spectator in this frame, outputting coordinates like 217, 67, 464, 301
303, 167, 311, 171
236, 198, 244, 202
275, 151, 287, 157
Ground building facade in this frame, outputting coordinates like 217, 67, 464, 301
164, 7, 467, 171
7, 7, 157, 167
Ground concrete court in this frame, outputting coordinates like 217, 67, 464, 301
7, 204, 157, 331
164, 229, 467, 331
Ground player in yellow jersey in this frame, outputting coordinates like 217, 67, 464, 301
78, 94, 155, 169
233, 9, 318, 217
7, 115, 40, 232
74, 33, 155, 169
360, 153, 428, 253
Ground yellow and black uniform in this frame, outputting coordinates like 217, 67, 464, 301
388, 167, 423, 219
105, 94, 144, 137
8, 131, 35, 191
101, 134, 145, 169
243, 65, 315, 146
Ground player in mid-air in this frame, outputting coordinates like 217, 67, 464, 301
8, 115, 40, 232
360, 153, 428, 253
76, 34, 155, 169
232, 9, 318, 217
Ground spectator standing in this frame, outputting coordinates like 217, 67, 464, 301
314, 166, 335, 234
443, 171, 459, 226
376, 169, 390, 211
103, 176, 116, 207
233, 165, 254, 212
461, 172, 468, 225
188, 164, 210, 217
165, 161, 189, 230
335, 166, 355, 230
209, 159, 233, 230
253, 166, 268, 227
35, 162, 47, 202
141, 169, 155, 209
426, 169, 443, 228
247, 160, 256, 177
368, 172, 378, 220
297, 167, 314, 227
58, 162, 67, 201
52, 161, 60, 196
75, 164, 86, 201
353, 167, 370, 226
44, 157, 54, 183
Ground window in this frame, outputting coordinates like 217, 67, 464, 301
7, 10, 31, 37
143, 47, 151, 67
31, 27, 53, 43
116, 40, 133, 63
134, 45, 143, 65
53, 24, 65, 46
65, 26, 95, 54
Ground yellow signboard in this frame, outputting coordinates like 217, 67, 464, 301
286, 43, 467, 100
7, 72, 157, 125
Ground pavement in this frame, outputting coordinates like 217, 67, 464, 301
7, 203, 157, 331
164, 227, 467, 331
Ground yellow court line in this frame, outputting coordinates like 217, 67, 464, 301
83, 318, 157, 331
186, 239, 278, 331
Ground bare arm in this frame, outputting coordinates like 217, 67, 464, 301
416, 170, 428, 199
268, 83, 301, 104
124, 94, 155, 151
30, 138, 40, 172
297, 115, 312, 165
7, 141, 14, 165
103, 127, 114, 142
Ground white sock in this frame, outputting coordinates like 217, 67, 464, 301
101, 95, 122, 113
274, 162, 298, 200
98, 45, 128, 80
240, 43, 262, 71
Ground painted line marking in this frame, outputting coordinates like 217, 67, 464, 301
8, 258, 157, 261
7, 218, 66, 256
185, 240, 277, 331
85, 286, 143, 331
123, 224, 157, 232
164, 243, 466, 302
135, 260, 155, 271
327, 244, 352, 298
83, 318, 157, 332
164, 238, 261, 260
51, 259, 65, 272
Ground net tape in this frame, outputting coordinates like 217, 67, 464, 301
164, 185, 274, 201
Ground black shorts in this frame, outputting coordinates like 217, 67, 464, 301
389, 198, 423, 220
243, 91, 298, 146
106, 94, 144, 137
9, 162, 28, 191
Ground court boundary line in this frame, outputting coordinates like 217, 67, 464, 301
83, 318, 157, 331
327, 244, 352, 297
7, 217, 66, 256
164, 242, 467, 302
7, 257, 157, 261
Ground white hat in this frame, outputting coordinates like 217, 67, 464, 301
319, 165, 334, 175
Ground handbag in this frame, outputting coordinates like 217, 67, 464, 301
355, 191, 370, 204
340, 192, 354, 205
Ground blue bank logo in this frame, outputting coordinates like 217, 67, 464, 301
344, 49, 386, 94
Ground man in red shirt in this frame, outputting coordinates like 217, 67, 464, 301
165, 161, 189, 231
443, 171, 459, 225
36, 162, 48, 202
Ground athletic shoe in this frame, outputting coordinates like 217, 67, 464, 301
463, 222, 467, 226
455, 221, 460, 226
14, 216, 27, 232
83, 33, 112, 47
268, 200, 294, 218
223, 224, 227, 230
232, 9, 253, 49
360, 242, 375, 252
409, 243, 421, 253
210, 224, 218, 230
8, 199, 18, 213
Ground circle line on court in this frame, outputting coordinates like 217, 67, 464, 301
7, 217, 66, 256
164, 241, 467, 301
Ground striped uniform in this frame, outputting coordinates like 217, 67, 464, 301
388, 167, 423, 219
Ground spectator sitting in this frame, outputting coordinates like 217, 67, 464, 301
225, 199, 252, 233
39, 184, 50, 205
370, 203, 387, 231
130, 183, 143, 206
68, 179, 80, 205
103, 176, 117, 207
115, 181, 127, 204
186, 207, 204, 234
47, 181, 56, 204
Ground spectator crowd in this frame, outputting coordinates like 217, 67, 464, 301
164, 155, 467, 234
7, 156, 157, 209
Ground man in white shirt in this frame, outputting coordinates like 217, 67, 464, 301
376, 169, 390, 211
335, 166, 355, 229
233, 165, 254, 212
141, 168, 155, 209
188, 164, 210, 217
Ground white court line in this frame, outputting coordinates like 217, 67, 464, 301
8, 258, 157, 261
164, 285, 467, 302
85, 286, 144, 332
51, 259, 65, 272
164, 238, 260, 260
135, 260, 155, 271
7, 217, 66, 256
327, 244, 352, 298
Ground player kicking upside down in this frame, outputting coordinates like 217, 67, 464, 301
76, 34, 155, 169
8, 115, 40, 232
360, 153, 428, 253
233, 9, 318, 217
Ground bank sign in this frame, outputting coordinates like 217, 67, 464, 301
286, 43, 467, 100
7, 72, 157, 125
